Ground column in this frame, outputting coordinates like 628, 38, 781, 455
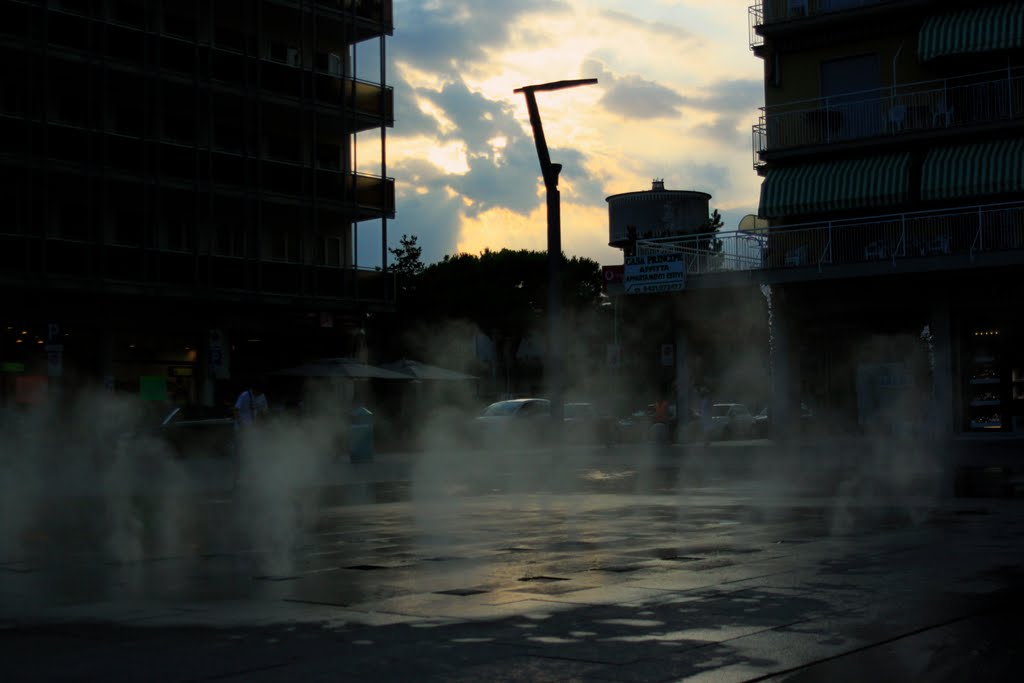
929, 303, 955, 438
770, 288, 801, 440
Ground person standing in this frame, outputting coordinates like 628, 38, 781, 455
232, 380, 269, 489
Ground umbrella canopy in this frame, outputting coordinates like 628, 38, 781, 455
381, 358, 478, 381
272, 358, 412, 380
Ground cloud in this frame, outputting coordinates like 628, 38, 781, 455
598, 8, 698, 43
375, 1, 764, 267
393, 0, 567, 78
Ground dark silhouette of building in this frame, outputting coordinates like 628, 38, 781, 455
0, 0, 395, 406
747, 0, 1024, 440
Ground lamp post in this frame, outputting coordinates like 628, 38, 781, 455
514, 78, 597, 437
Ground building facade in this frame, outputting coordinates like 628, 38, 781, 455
0, 0, 395, 406
748, 0, 1024, 439
622, 0, 1024, 450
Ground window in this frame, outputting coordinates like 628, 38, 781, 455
321, 236, 343, 267
271, 227, 301, 262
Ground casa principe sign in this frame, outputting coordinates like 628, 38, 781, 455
623, 253, 686, 294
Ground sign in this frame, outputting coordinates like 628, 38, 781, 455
208, 329, 230, 379
1, 361, 25, 373
140, 376, 169, 401
47, 322, 61, 343
168, 366, 194, 377
45, 343, 63, 378
602, 265, 625, 296
623, 253, 685, 294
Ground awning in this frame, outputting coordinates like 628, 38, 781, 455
922, 138, 1024, 201
919, 2, 1024, 62
759, 153, 911, 218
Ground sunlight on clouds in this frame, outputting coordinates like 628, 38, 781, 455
389, 135, 470, 175
395, 61, 449, 91
415, 96, 457, 135
456, 201, 620, 265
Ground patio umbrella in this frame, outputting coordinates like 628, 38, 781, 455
272, 357, 412, 380
381, 358, 478, 381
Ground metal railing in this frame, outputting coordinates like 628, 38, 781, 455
748, 4, 764, 50
748, 0, 893, 47
635, 201, 1024, 277
753, 69, 1024, 167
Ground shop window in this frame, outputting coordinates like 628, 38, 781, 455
965, 329, 1006, 431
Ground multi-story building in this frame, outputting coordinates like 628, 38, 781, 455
0, 0, 395, 406
629, 0, 1024, 449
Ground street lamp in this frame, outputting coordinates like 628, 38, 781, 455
514, 78, 597, 437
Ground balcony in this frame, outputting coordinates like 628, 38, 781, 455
635, 201, 1024, 279
0, 234, 394, 304
316, 170, 395, 219
748, 0, 895, 48
753, 69, 1024, 168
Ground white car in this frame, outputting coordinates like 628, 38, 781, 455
708, 403, 754, 440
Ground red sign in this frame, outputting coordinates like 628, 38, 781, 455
602, 265, 624, 285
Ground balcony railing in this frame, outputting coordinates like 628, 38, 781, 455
635, 201, 1024, 277
748, 0, 892, 47
0, 232, 395, 303
753, 69, 1024, 167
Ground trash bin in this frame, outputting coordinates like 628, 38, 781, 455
349, 407, 374, 463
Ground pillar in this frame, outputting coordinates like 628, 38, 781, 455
770, 288, 801, 440
929, 303, 955, 438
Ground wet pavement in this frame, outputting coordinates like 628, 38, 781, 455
2, 442, 1023, 681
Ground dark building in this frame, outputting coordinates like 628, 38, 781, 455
0, 0, 395, 406
747, 0, 1024, 440
616, 0, 1024, 454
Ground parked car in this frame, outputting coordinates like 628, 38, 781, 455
752, 403, 814, 437
470, 399, 614, 447
470, 398, 552, 447
708, 403, 754, 440
159, 405, 235, 457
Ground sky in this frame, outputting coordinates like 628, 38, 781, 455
352, 0, 765, 268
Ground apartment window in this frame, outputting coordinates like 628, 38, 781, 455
109, 0, 145, 28
271, 228, 301, 262
321, 236, 343, 267
164, 210, 194, 252
315, 51, 343, 75
269, 41, 301, 66
163, 10, 197, 40
57, 203, 90, 241
317, 143, 340, 170
821, 54, 882, 138
114, 209, 143, 246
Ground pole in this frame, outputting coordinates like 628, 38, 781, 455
514, 79, 596, 439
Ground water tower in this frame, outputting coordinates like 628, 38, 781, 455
606, 179, 711, 249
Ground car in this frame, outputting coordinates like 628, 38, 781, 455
708, 403, 754, 440
159, 405, 236, 457
752, 403, 814, 437
470, 398, 552, 447
469, 399, 613, 447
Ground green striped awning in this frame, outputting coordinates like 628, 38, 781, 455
919, 2, 1024, 62
921, 139, 1024, 201
759, 154, 911, 218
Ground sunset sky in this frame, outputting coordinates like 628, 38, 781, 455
354, 0, 764, 267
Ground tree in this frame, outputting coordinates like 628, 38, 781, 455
388, 234, 424, 295
406, 248, 603, 395
700, 209, 725, 271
